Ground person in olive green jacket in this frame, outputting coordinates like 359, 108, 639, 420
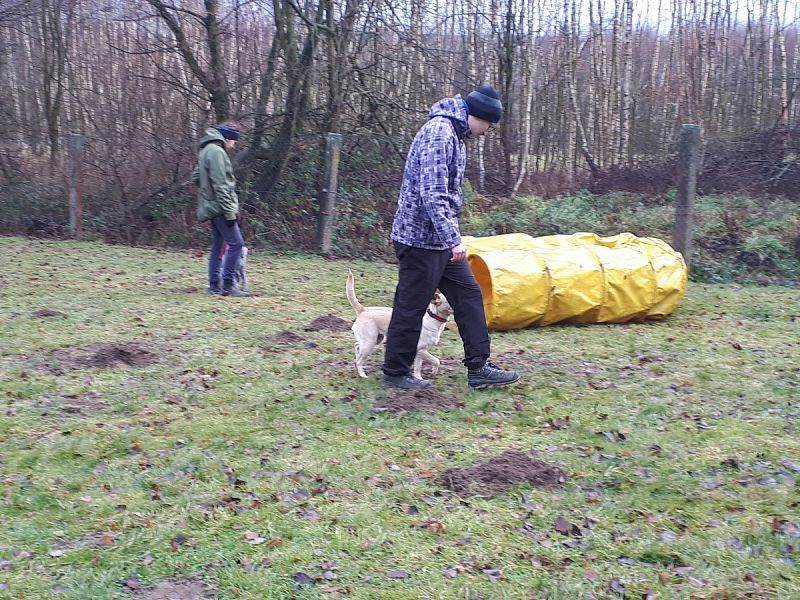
192, 121, 249, 297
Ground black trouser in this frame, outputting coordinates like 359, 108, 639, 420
382, 242, 490, 377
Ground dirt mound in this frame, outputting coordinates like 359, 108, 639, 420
267, 330, 305, 344
82, 342, 158, 368
127, 576, 214, 599
45, 342, 160, 372
438, 450, 567, 497
305, 314, 351, 332
31, 309, 66, 318
373, 388, 464, 413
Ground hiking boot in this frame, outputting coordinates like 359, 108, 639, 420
383, 374, 432, 390
222, 279, 250, 297
468, 361, 520, 389
207, 280, 223, 295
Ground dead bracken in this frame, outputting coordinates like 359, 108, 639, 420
305, 314, 351, 332
373, 388, 464, 413
438, 450, 567, 497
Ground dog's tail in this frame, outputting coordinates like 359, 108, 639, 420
346, 269, 364, 314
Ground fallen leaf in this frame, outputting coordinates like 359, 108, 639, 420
554, 516, 571, 535
387, 570, 408, 579
124, 576, 140, 590
170, 534, 186, 551
608, 577, 625, 594
781, 459, 800, 473
293, 572, 314, 588
659, 530, 678, 542
776, 521, 800, 537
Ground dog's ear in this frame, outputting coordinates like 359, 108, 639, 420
431, 292, 441, 305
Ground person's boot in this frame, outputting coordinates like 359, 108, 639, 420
467, 361, 520, 389
222, 279, 250, 297
383, 374, 432, 390
207, 280, 223, 295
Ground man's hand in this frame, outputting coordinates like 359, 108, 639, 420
450, 243, 468, 262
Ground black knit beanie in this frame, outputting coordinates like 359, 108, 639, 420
465, 85, 503, 123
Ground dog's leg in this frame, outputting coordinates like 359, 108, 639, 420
354, 342, 368, 378
355, 339, 378, 378
417, 349, 440, 376
411, 355, 423, 379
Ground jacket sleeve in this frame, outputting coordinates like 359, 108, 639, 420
207, 147, 238, 221
191, 165, 200, 185
416, 124, 461, 248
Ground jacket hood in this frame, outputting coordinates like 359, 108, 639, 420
428, 95, 470, 137
199, 127, 225, 148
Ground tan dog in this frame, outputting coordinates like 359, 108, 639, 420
346, 269, 453, 379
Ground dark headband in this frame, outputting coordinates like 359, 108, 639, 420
216, 126, 241, 141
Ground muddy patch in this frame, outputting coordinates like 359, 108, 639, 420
305, 314, 351, 332
43, 341, 160, 373
438, 450, 567, 497
34, 391, 110, 416
127, 576, 214, 600
373, 388, 464, 413
267, 330, 306, 344
31, 309, 67, 318
51, 532, 117, 552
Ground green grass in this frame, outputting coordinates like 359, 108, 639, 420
1, 236, 799, 599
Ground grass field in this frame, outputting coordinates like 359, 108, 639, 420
1, 236, 798, 599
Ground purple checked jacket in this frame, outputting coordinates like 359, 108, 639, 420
391, 96, 469, 250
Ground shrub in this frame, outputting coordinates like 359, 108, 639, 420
0, 181, 68, 236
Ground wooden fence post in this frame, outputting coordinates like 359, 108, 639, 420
673, 124, 702, 267
67, 133, 87, 239
316, 132, 343, 253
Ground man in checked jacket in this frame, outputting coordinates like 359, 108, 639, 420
382, 85, 520, 391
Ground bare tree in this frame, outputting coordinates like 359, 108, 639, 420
143, 0, 232, 121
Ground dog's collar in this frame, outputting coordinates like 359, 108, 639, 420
426, 308, 448, 323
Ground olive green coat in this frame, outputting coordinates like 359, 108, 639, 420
192, 128, 238, 222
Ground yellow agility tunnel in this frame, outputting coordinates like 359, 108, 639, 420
463, 232, 688, 331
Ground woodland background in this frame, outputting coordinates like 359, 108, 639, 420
0, 0, 798, 263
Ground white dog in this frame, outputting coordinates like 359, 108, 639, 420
346, 269, 453, 379
219, 245, 249, 292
